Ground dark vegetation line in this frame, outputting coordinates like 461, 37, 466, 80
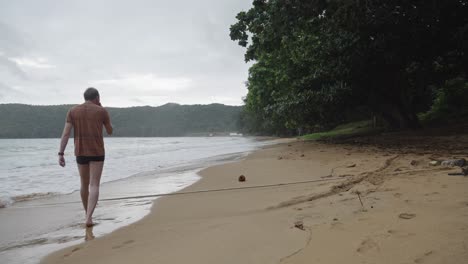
230, 0, 468, 136
0, 103, 242, 138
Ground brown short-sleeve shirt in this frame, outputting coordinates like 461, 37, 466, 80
66, 101, 111, 156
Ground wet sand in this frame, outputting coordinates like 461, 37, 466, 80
0, 168, 201, 264
42, 138, 468, 264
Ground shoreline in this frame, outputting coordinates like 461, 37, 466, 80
3, 149, 251, 208
0, 137, 273, 210
1, 138, 278, 264
42, 139, 315, 264
41, 138, 468, 263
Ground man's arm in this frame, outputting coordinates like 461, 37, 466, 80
103, 110, 113, 135
58, 122, 73, 167
104, 121, 113, 135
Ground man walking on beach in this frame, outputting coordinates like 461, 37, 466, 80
58, 87, 113, 227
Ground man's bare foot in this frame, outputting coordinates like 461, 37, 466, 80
85, 227, 95, 241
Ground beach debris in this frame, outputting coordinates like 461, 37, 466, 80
429, 160, 440, 166
0, 201, 6, 208
333, 218, 338, 221
441, 158, 466, 167
278, 156, 283, 160
294, 220, 305, 230
238, 175, 246, 182
347, 163, 356, 168
398, 213, 416, 220
355, 191, 364, 208
448, 166, 468, 176
300, 154, 305, 157
410, 160, 418, 166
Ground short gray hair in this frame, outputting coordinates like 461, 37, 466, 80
83, 87, 99, 101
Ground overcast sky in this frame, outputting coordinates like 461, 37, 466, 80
0, 0, 252, 107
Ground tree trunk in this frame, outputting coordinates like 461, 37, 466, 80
379, 103, 421, 129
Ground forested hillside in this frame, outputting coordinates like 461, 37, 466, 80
230, 0, 468, 135
0, 103, 242, 138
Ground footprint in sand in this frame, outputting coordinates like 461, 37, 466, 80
399, 213, 416, 220
387, 229, 416, 238
330, 220, 344, 230
63, 247, 81, 258
356, 238, 380, 253
414, 250, 434, 263
112, 239, 135, 249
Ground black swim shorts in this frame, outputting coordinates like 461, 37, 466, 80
76, 156, 105, 165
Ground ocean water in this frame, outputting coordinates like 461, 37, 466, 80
0, 137, 271, 206
0, 137, 274, 264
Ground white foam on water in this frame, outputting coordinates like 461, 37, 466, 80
0, 137, 271, 206
0, 137, 274, 264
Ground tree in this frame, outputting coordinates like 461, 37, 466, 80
231, 0, 468, 133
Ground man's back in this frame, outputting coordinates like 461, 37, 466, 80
59, 87, 112, 227
67, 101, 110, 156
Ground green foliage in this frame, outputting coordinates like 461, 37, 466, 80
302, 120, 377, 141
0, 103, 242, 138
420, 77, 468, 124
230, 0, 468, 134
0, 104, 71, 138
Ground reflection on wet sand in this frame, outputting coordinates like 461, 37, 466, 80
0, 169, 202, 264
85, 227, 95, 241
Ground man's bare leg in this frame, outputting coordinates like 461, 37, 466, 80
78, 164, 90, 214
85, 161, 104, 227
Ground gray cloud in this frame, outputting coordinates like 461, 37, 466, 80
0, 22, 30, 80
0, 57, 28, 80
0, 81, 25, 101
0, 0, 252, 106
0, 22, 29, 56
0, 81, 8, 92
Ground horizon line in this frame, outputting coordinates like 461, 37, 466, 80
0, 102, 245, 108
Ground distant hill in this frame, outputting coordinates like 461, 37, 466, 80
0, 103, 242, 138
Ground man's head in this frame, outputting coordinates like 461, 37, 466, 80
83, 87, 100, 102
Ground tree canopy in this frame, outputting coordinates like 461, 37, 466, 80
231, 0, 468, 134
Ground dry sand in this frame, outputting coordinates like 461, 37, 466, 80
42, 138, 468, 264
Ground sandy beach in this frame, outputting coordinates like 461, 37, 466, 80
42, 135, 468, 264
